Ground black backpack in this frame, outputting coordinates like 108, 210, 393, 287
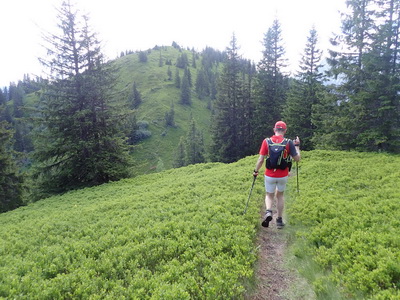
265, 138, 292, 171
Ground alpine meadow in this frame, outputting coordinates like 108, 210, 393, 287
1, 0, 400, 299
1, 153, 400, 299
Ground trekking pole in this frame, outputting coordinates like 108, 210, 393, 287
296, 160, 299, 193
243, 175, 257, 215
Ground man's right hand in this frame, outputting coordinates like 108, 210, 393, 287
253, 170, 259, 177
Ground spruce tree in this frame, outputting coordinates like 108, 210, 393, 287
176, 53, 189, 68
0, 119, 24, 212
253, 19, 288, 144
175, 69, 181, 88
185, 117, 205, 165
138, 51, 148, 62
34, 1, 131, 195
192, 51, 197, 68
239, 60, 256, 155
129, 82, 142, 109
210, 33, 253, 162
10, 84, 24, 119
164, 102, 175, 127
173, 137, 186, 168
158, 49, 163, 67
167, 66, 172, 81
283, 27, 325, 150
327, 0, 400, 152
195, 68, 210, 99
0, 89, 6, 106
180, 69, 191, 105
311, 89, 344, 150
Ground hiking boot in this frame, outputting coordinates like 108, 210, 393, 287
261, 210, 273, 227
276, 217, 285, 229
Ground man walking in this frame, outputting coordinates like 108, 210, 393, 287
253, 121, 301, 229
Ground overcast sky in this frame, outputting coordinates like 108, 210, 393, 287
0, 0, 348, 88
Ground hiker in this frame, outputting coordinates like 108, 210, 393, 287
253, 121, 300, 229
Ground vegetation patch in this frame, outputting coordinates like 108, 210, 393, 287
286, 150, 400, 299
0, 157, 263, 299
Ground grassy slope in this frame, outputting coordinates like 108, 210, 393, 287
20, 46, 214, 176
2, 150, 399, 299
113, 47, 213, 175
285, 150, 400, 299
0, 156, 264, 299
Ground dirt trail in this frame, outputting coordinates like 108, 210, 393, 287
246, 214, 316, 300
246, 219, 293, 300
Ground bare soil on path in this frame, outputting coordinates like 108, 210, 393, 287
245, 214, 316, 300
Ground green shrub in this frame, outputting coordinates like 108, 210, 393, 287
287, 150, 400, 299
0, 157, 262, 299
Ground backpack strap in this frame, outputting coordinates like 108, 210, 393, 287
265, 138, 272, 157
267, 138, 288, 147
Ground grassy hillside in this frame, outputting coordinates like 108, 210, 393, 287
285, 150, 400, 299
0, 156, 264, 299
112, 47, 216, 175
18, 46, 217, 177
1, 150, 399, 299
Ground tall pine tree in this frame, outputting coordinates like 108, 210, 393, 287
129, 82, 142, 109
173, 137, 186, 168
0, 118, 24, 212
283, 27, 325, 150
34, 1, 131, 196
185, 117, 205, 165
0, 89, 6, 106
180, 68, 191, 105
253, 19, 289, 145
210, 33, 254, 162
327, 0, 400, 151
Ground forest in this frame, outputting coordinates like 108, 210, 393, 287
0, 0, 399, 212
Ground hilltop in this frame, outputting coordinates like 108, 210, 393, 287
19, 45, 223, 177
111, 46, 221, 175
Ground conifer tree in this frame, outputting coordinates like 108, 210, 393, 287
186, 68, 192, 87
8, 84, 33, 153
129, 82, 142, 109
185, 117, 205, 165
327, 0, 400, 151
180, 69, 191, 105
195, 68, 210, 99
138, 51, 148, 62
210, 33, 253, 162
173, 137, 186, 168
176, 53, 189, 68
253, 19, 288, 144
0, 89, 6, 106
34, 0, 131, 196
158, 49, 163, 67
283, 27, 325, 150
164, 102, 175, 127
167, 66, 172, 81
10, 84, 24, 119
239, 60, 256, 155
175, 69, 181, 88
192, 51, 197, 68
0, 119, 24, 212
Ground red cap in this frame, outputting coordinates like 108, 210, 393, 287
274, 121, 287, 130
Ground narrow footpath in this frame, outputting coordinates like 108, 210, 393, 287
246, 214, 316, 300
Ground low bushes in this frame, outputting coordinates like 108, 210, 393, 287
287, 150, 400, 299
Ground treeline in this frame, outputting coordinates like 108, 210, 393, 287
211, 0, 400, 163
1, 0, 399, 212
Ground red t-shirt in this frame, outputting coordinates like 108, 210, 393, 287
259, 135, 297, 178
